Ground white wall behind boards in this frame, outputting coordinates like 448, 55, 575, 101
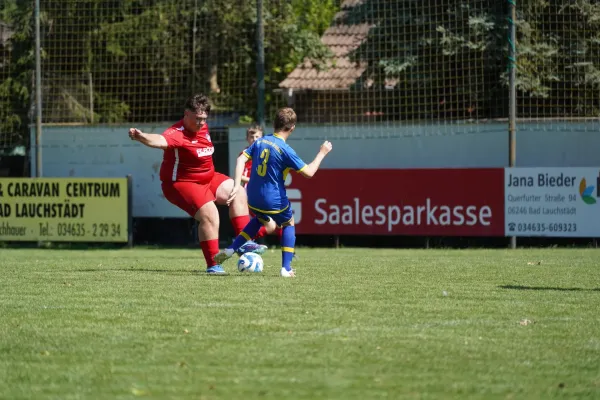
33, 121, 599, 218
229, 121, 599, 173
31, 124, 188, 218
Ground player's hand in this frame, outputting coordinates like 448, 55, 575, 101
320, 140, 332, 155
226, 185, 240, 206
128, 128, 142, 141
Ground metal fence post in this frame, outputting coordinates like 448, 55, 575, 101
256, 0, 265, 128
34, 0, 42, 177
508, 0, 517, 249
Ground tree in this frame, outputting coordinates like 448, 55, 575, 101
515, 0, 600, 117
340, 0, 600, 121
0, 0, 34, 151
2, 0, 600, 136
341, 0, 506, 121
262, 0, 337, 117
0, 0, 338, 129
193, 0, 337, 121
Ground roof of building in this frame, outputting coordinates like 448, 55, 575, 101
278, 1, 371, 90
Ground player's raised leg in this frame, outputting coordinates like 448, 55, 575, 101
214, 217, 264, 264
214, 176, 267, 255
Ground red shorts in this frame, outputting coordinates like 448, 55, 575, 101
161, 172, 230, 217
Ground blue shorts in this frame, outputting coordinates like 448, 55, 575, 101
249, 204, 294, 227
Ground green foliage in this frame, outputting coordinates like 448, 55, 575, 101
3, 0, 600, 141
343, 1, 507, 120
344, 0, 600, 120
511, 0, 600, 116
0, 0, 338, 135
0, 0, 33, 149
291, 0, 337, 34
238, 114, 254, 124
265, 2, 334, 77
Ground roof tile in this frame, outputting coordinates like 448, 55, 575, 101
279, 7, 372, 90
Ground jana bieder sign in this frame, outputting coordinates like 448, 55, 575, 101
0, 178, 129, 242
505, 168, 600, 237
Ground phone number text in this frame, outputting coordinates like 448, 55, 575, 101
507, 222, 577, 233
55, 223, 122, 238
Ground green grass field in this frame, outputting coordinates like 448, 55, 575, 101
1, 248, 599, 399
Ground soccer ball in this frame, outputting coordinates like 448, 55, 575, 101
237, 253, 264, 273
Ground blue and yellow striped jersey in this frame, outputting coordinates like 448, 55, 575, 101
243, 133, 307, 213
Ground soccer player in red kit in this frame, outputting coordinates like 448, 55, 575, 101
128, 94, 265, 274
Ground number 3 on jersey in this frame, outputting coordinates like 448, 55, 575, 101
257, 148, 270, 177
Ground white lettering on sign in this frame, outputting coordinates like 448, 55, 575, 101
314, 198, 492, 232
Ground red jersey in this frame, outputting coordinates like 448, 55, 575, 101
240, 148, 253, 188
159, 120, 215, 184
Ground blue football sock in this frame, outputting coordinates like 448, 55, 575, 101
229, 217, 263, 251
281, 225, 296, 271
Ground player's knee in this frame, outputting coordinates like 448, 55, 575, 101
194, 204, 218, 227
265, 220, 277, 234
198, 213, 216, 225
232, 187, 247, 203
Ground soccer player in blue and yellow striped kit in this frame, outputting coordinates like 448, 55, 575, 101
215, 107, 332, 277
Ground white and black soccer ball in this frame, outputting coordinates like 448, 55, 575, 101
237, 253, 264, 273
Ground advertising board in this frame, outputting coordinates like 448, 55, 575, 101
286, 169, 505, 236
505, 168, 600, 237
0, 178, 129, 242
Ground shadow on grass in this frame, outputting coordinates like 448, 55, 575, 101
76, 268, 272, 277
75, 269, 199, 277
499, 285, 600, 292
77, 268, 205, 274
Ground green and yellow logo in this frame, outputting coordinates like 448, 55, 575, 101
579, 177, 597, 205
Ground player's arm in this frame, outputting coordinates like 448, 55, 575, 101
128, 128, 168, 149
299, 141, 333, 178
227, 152, 251, 205
241, 160, 251, 184
233, 152, 250, 188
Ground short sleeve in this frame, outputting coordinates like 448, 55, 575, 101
162, 128, 183, 148
243, 141, 257, 159
283, 146, 307, 173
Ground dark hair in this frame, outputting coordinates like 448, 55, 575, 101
246, 125, 263, 138
273, 107, 297, 132
185, 94, 211, 114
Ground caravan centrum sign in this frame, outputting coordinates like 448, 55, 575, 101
0, 178, 129, 242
